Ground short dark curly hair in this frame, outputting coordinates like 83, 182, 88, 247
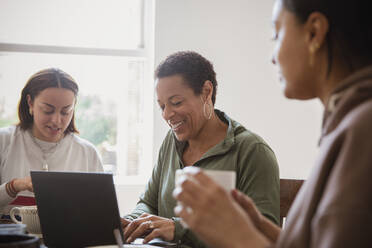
155, 51, 218, 105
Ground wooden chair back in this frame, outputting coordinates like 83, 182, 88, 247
280, 179, 304, 227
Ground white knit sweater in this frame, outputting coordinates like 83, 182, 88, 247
0, 126, 103, 214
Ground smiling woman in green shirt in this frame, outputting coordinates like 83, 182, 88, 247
122, 51, 279, 248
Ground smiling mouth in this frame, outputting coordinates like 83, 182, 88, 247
169, 121, 184, 131
47, 126, 61, 132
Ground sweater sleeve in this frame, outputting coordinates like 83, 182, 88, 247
237, 141, 280, 225
0, 127, 16, 209
309, 110, 372, 248
0, 183, 15, 209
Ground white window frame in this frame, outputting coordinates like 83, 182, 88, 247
0, 0, 155, 185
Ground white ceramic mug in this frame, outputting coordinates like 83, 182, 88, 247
10, 206, 41, 234
175, 168, 236, 227
175, 168, 236, 191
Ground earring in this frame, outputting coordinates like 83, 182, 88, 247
203, 102, 213, 120
29, 108, 33, 116
309, 43, 320, 67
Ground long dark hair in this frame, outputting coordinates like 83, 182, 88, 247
282, 0, 372, 73
17, 68, 79, 134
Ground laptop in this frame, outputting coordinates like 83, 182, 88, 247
31, 171, 162, 248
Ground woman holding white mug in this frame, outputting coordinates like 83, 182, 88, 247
173, 0, 372, 247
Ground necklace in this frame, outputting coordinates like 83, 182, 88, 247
29, 131, 62, 171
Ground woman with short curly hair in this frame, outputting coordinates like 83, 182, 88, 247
121, 51, 280, 248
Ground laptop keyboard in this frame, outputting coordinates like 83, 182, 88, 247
124, 245, 159, 248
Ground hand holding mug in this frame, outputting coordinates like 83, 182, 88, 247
174, 167, 236, 227
173, 167, 269, 248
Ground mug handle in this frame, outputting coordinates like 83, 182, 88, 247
10, 207, 22, 224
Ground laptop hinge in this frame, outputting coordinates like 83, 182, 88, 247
113, 228, 124, 248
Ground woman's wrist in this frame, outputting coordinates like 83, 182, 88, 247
256, 214, 265, 232
260, 216, 281, 243
5, 179, 19, 198
230, 220, 272, 248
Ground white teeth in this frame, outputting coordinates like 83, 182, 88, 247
171, 121, 183, 130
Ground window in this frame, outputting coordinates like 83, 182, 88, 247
0, 0, 154, 184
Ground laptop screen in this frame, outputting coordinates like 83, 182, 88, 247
31, 171, 124, 248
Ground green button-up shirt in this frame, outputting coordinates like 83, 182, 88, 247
125, 110, 280, 248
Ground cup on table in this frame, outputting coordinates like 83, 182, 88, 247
0, 224, 26, 235
175, 168, 236, 191
9, 206, 41, 234
175, 168, 236, 227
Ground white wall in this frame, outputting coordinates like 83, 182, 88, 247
153, 0, 323, 179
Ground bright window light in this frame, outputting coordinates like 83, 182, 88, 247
0, 0, 143, 49
0, 0, 154, 184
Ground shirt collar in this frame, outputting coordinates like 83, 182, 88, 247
320, 64, 372, 142
174, 109, 238, 163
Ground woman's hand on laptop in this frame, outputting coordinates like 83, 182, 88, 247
121, 218, 131, 228
123, 213, 175, 244
13, 176, 34, 192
